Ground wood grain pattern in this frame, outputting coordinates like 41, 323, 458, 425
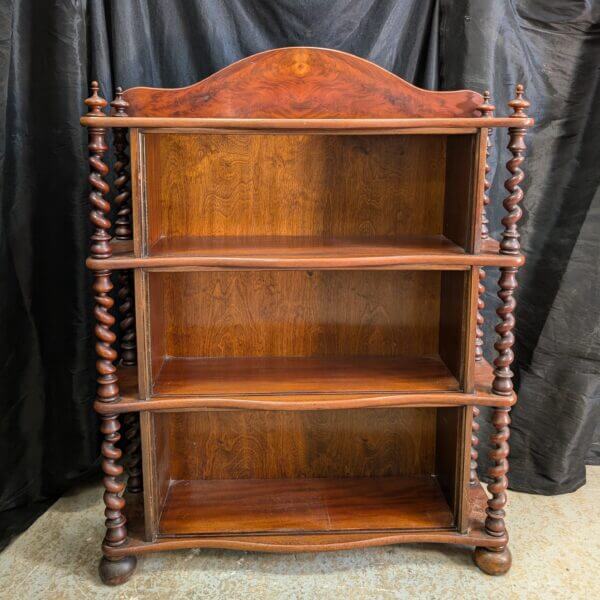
158, 476, 454, 536
87, 81, 137, 584
144, 133, 448, 246
118, 48, 483, 119
150, 270, 443, 360
439, 271, 470, 387
152, 356, 459, 397
435, 407, 464, 528
82, 51, 532, 580
107, 482, 505, 556
443, 135, 477, 251
81, 116, 534, 129
160, 408, 436, 481
87, 235, 525, 270
97, 358, 516, 414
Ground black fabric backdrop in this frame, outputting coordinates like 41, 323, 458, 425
1, 0, 599, 548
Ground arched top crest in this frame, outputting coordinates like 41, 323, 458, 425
118, 47, 483, 119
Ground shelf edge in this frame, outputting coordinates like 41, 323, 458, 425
94, 390, 516, 414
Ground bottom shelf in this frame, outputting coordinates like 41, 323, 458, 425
107, 482, 503, 557
158, 476, 455, 537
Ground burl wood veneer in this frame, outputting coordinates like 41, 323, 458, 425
83, 47, 531, 585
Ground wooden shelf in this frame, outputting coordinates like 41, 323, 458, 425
153, 355, 459, 397
86, 235, 524, 270
100, 359, 515, 414
107, 482, 504, 557
158, 476, 454, 537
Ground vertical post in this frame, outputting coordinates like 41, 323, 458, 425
475, 84, 529, 576
111, 88, 143, 495
471, 92, 494, 485
86, 82, 137, 585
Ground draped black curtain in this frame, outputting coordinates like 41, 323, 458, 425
1, 0, 598, 548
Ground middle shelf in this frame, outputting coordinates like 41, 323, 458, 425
102, 358, 513, 414
154, 355, 459, 396
87, 235, 523, 270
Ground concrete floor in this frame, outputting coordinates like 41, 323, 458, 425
0, 467, 598, 599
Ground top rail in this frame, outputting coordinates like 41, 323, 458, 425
80, 116, 534, 130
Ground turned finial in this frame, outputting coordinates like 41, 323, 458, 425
478, 90, 495, 118
85, 81, 107, 116
111, 86, 129, 117
509, 84, 529, 118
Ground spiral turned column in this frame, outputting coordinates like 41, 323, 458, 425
471, 92, 495, 487
475, 85, 528, 576
110, 88, 142, 496
86, 82, 136, 585
479, 91, 494, 240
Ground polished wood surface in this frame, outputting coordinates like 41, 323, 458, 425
150, 270, 443, 359
83, 51, 530, 580
160, 408, 436, 480
152, 356, 458, 397
97, 359, 515, 414
118, 48, 483, 119
87, 234, 524, 270
105, 482, 505, 557
158, 476, 454, 536
81, 116, 533, 130
85, 82, 137, 584
143, 133, 448, 248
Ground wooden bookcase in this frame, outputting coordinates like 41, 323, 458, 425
82, 48, 531, 585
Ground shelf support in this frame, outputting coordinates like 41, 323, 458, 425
86, 82, 137, 585
111, 88, 143, 496
471, 92, 494, 485
476, 85, 529, 576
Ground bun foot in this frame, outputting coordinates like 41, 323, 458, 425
473, 546, 512, 575
99, 555, 137, 585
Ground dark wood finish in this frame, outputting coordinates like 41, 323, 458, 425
492, 267, 518, 396
475, 267, 486, 362
118, 48, 483, 119
112, 89, 140, 494
117, 270, 136, 366
95, 360, 516, 414
474, 546, 512, 576
152, 356, 458, 397
443, 135, 477, 252
484, 405, 511, 540
158, 408, 436, 481
439, 271, 473, 390
86, 82, 137, 582
143, 133, 449, 247
87, 235, 524, 270
123, 413, 142, 494
158, 476, 454, 536
106, 481, 505, 557
501, 86, 529, 255
149, 270, 444, 359
470, 405, 481, 485
111, 93, 132, 241
478, 91, 494, 240
83, 51, 531, 582
85, 87, 111, 260
81, 115, 533, 130
99, 555, 137, 586
435, 407, 465, 529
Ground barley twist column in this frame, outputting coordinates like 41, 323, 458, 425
86, 82, 137, 585
475, 84, 529, 576
471, 92, 495, 485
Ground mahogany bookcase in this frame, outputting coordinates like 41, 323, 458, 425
82, 48, 531, 585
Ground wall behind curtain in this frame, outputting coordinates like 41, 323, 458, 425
0, 0, 598, 548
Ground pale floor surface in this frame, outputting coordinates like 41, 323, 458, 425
0, 467, 598, 600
